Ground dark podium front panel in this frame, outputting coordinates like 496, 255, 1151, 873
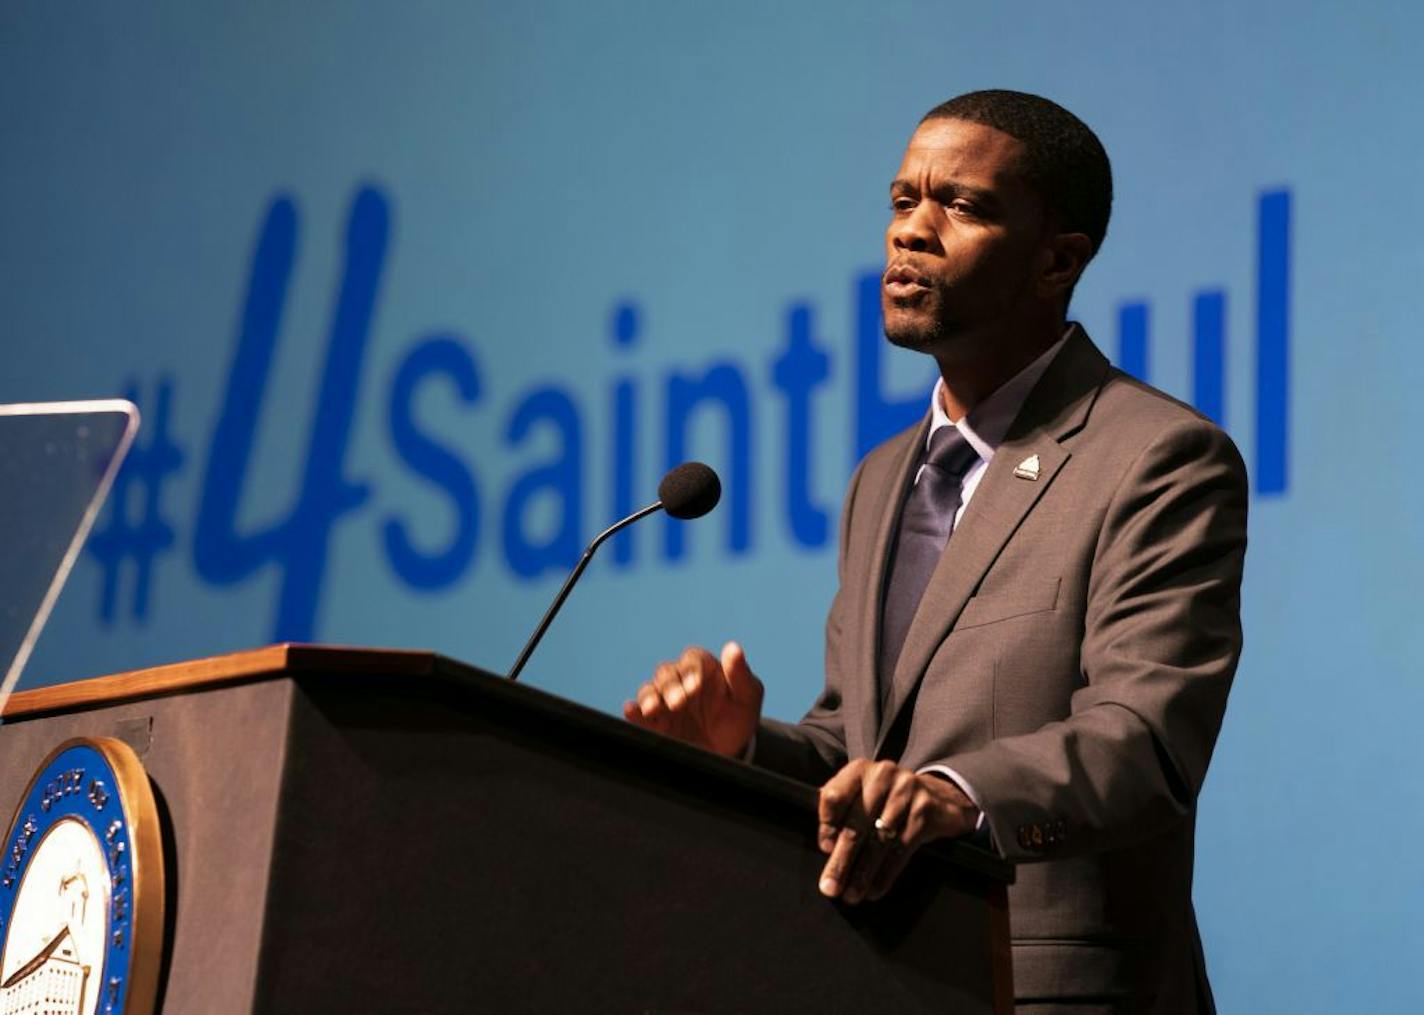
0, 646, 1013, 1013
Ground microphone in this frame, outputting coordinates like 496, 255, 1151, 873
506, 462, 721, 681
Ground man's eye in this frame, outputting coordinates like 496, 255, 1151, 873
890, 198, 916, 213
947, 200, 979, 216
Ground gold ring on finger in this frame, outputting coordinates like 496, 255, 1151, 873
873, 817, 900, 843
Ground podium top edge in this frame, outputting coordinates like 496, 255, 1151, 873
0, 643, 439, 720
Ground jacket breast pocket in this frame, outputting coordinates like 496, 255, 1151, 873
955, 577, 1061, 630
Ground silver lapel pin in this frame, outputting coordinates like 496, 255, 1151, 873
1013, 454, 1041, 481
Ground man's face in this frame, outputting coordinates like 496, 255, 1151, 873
882, 117, 1051, 360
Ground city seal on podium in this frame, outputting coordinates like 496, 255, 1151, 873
0, 738, 164, 1015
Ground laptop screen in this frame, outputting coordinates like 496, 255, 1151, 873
0, 401, 138, 718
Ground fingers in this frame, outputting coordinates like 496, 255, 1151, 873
720, 641, 763, 706
862, 787, 942, 900
626, 647, 721, 736
818, 760, 903, 900
843, 766, 915, 903
818, 764, 959, 905
655, 658, 693, 710
626, 673, 670, 733
626, 661, 684, 731
817, 761, 867, 895
870, 768, 917, 845
819, 820, 866, 899
818, 760, 867, 840
860, 774, 920, 901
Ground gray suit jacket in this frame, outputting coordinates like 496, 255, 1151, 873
753, 327, 1248, 1013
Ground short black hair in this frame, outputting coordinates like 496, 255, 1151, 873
921, 89, 1113, 259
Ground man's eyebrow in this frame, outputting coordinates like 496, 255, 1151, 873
888, 178, 999, 206
950, 183, 997, 204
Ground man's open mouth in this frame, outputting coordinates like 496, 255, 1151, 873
883, 263, 931, 296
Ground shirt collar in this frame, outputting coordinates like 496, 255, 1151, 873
927, 326, 1073, 462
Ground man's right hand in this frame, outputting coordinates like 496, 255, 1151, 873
623, 642, 764, 758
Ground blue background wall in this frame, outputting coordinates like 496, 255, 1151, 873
3, 3, 1420, 1009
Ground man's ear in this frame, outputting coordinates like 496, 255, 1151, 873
1038, 232, 1093, 302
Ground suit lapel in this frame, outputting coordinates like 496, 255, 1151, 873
873, 327, 1111, 756
848, 418, 927, 758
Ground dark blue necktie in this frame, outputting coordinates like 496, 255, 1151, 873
878, 425, 980, 714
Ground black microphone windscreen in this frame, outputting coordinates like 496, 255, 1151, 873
658, 462, 722, 520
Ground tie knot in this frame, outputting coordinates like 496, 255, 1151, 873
925, 425, 979, 479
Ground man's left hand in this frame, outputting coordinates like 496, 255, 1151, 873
817, 759, 980, 904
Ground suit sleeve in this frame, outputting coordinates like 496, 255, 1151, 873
941, 418, 1248, 862
750, 457, 866, 784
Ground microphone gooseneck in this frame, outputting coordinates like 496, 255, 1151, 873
506, 462, 721, 682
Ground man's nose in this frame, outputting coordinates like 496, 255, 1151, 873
889, 204, 938, 253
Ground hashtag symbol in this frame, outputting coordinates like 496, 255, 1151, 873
88, 376, 185, 623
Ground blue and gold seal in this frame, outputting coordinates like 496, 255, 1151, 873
0, 738, 164, 1015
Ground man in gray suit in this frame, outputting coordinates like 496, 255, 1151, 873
625, 90, 1247, 1013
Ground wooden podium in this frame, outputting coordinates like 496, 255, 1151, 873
0, 646, 1014, 1013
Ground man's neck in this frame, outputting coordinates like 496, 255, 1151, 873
934, 320, 1067, 421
